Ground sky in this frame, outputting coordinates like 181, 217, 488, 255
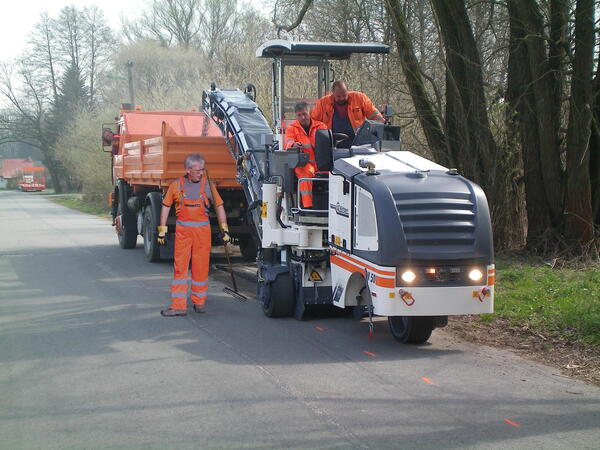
0, 0, 145, 62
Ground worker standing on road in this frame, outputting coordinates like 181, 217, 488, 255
311, 80, 384, 148
157, 153, 230, 316
284, 102, 328, 209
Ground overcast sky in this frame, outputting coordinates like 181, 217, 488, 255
0, 0, 144, 62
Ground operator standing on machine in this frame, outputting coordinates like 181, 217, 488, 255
311, 80, 384, 148
284, 102, 328, 209
157, 153, 230, 316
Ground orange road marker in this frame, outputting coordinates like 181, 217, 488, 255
420, 377, 437, 386
314, 326, 325, 332
363, 350, 378, 357
503, 418, 521, 428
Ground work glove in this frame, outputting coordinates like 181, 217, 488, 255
157, 225, 168, 245
220, 224, 231, 244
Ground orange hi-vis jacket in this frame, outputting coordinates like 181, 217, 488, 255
163, 176, 224, 222
162, 176, 224, 310
284, 119, 328, 160
311, 91, 384, 129
284, 119, 328, 209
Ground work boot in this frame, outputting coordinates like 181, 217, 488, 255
160, 308, 187, 317
193, 304, 206, 313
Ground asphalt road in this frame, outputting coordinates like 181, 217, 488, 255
1, 190, 599, 449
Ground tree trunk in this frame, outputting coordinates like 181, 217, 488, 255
564, 0, 594, 245
590, 60, 600, 226
430, 0, 497, 199
40, 151, 65, 194
384, 0, 448, 165
506, 0, 567, 249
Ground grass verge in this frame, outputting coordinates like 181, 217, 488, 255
492, 256, 600, 345
447, 255, 600, 385
48, 195, 111, 218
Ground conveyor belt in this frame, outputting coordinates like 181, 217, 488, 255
202, 88, 274, 236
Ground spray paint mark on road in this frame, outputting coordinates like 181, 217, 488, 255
503, 418, 521, 428
421, 377, 437, 386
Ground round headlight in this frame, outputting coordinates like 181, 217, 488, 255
468, 269, 483, 281
401, 270, 416, 283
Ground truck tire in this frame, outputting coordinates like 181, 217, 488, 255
388, 316, 434, 344
262, 272, 295, 318
143, 207, 162, 262
141, 192, 163, 262
116, 183, 137, 249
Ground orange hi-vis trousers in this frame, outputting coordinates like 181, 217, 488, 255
170, 220, 211, 310
296, 161, 316, 209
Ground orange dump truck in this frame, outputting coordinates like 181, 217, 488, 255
103, 105, 256, 262
18, 167, 46, 192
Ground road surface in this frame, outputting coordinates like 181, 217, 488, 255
1, 190, 599, 449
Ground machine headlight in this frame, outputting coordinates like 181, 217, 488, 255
401, 270, 416, 283
468, 269, 483, 282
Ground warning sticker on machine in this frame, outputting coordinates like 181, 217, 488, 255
309, 270, 323, 281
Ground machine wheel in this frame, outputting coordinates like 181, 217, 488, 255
142, 206, 161, 262
388, 316, 434, 344
239, 236, 258, 261
117, 195, 137, 249
262, 272, 295, 318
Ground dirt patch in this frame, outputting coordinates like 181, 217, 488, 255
445, 316, 600, 386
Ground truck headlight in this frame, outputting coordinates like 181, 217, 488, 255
468, 269, 483, 281
401, 270, 416, 283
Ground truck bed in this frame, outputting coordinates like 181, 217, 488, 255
112, 111, 239, 189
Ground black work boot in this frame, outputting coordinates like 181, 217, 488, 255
161, 308, 187, 317
193, 304, 206, 314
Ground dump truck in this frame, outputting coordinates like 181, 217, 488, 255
18, 167, 46, 192
202, 40, 495, 343
102, 106, 256, 262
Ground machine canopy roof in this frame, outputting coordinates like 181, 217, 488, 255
256, 40, 390, 60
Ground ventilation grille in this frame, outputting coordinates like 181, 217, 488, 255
395, 192, 476, 251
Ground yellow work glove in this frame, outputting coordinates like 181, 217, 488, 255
220, 224, 231, 244
157, 225, 168, 245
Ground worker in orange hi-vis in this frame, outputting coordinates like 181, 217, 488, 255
311, 80, 384, 148
157, 153, 230, 316
284, 101, 328, 209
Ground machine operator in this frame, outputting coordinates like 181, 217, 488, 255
284, 101, 328, 209
311, 80, 384, 148
157, 153, 230, 316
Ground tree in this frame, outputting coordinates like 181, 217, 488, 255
82, 6, 115, 104
0, 60, 67, 192
564, 0, 595, 244
27, 13, 59, 103
122, 0, 203, 49
384, 0, 448, 164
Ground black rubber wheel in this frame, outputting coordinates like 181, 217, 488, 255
239, 237, 258, 261
116, 182, 137, 249
388, 316, 434, 344
143, 206, 161, 262
262, 272, 295, 318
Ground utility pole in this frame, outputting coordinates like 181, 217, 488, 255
126, 61, 135, 105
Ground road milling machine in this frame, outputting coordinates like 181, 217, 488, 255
203, 40, 495, 343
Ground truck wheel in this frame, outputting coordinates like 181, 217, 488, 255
117, 198, 137, 249
239, 237, 258, 261
143, 207, 161, 262
263, 272, 295, 318
388, 316, 434, 344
